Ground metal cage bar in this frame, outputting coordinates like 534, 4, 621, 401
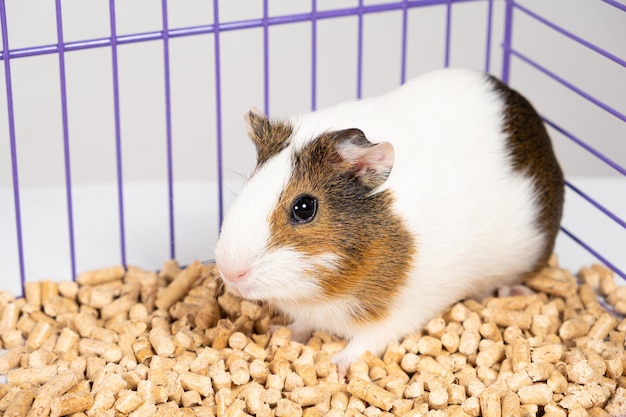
161, 0, 176, 261
54, 0, 77, 282
108, 0, 127, 269
0, 0, 25, 290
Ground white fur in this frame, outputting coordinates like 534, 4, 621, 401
216, 68, 549, 370
215, 150, 291, 284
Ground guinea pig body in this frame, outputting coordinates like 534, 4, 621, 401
215, 67, 564, 371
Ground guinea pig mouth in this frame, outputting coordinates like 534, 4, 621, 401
222, 282, 242, 298
222, 278, 293, 303
220, 278, 244, 298
221, 278, 260, 301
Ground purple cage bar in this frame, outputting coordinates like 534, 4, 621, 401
1, 0, 625, 296
108, 0, 127, 270
161, 0, 176, 261
500, 1, 626, 282
54, 0, 77, 282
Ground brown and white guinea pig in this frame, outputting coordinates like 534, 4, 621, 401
214, 67, 564, 372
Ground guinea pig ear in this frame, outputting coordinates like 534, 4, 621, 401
335, 128, 395, 190
244, 107, 293, 166
244, 107, 270, 148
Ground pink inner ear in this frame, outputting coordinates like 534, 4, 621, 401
347, 141, 394, 177
365, 142, 394, 171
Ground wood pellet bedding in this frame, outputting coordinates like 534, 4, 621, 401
1, 256, 626, 416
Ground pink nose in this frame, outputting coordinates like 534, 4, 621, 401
219, 267, 250, 284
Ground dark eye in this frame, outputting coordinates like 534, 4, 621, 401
291, 195, 318, 224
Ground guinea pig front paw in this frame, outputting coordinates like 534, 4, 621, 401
286, 322, 313, 344
331, 342, 369, 381
497, 284, 535, 297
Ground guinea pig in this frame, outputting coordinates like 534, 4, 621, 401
214, 67, 564, 373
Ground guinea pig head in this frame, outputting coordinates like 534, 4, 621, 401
215, 110, 414, 318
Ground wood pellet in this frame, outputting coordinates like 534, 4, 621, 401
1, 255, 626, 416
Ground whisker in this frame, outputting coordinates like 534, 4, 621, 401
225, 168, 248, 182
222, 184, 240, 199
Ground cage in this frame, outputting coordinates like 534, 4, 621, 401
1, 0, 626, 414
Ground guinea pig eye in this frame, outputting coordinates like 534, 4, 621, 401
290, 194, 318, 224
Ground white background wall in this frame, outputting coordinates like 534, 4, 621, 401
0, 0, 624, 292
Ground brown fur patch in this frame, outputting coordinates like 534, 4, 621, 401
267, 130, 415, 324
489, 76, 565, 270
246, 111, 293, 167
